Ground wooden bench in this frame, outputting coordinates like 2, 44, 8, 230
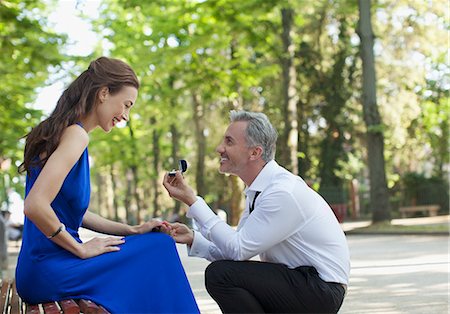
1, 279, 110, 314
399, 205, 440, 218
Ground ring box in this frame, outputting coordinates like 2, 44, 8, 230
169, 159, 188, 176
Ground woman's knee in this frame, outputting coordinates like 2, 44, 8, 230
133, 232, 176, 252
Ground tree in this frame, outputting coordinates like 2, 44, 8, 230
80, 0, 445, 223
357, 0, 390, 222
279, 7, 298, 174
0, 0, 65, 202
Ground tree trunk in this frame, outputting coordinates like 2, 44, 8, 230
227, 39, 244, 224
96, 173, 105, 216
297, 98, 311, 178
357, 0, 390, 222
229, 175, 242, 226
105, 171, 114, 220
110, 164, 120, 222
150, 117, 160, 218
124, 168, 133, 224
191, 93, 206, 196
0, 216, 7, 270
170, 123, 182, 218
279, 7, 298, 174
130, 165, 142, 224
0, 168, 8, 211
127, 120, 143, 224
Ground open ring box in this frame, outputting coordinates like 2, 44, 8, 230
168, 159, 188, 176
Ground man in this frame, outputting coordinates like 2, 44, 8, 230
163, 110, 350, 313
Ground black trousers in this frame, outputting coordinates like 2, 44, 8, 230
205, 260, 345, 314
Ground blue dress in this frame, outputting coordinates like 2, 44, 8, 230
15, 142, 199, 313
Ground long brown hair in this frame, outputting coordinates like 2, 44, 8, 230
19, 56, 139, 173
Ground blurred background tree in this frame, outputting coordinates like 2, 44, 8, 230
1, 0, 447, 225
0, 0, 65, 210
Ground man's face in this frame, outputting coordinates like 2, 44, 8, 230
215, 121, 253, 176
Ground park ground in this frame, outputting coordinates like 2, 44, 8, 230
2, 215, 449, 313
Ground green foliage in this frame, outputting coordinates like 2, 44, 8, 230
1, 0, 446, 222
374, 0, 448, 182
0, 0, 65, 196
366, 124, 385, 134
347, 221, 449, 234
86, 0, 448, 219
402, 172, 449, 214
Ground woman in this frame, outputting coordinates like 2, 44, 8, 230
16, 56, 199, 313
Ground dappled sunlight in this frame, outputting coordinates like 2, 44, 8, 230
341, 235, 449, 313
347, 235, 449, 262
4, 233, 447, 313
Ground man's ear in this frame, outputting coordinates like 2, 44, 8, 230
250, 146, 263, 160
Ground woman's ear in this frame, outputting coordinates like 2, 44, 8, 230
99, 86, 109, 102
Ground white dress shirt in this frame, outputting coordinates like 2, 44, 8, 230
187, 160, 350, 285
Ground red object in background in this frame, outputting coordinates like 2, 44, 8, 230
330, 204, 347, 223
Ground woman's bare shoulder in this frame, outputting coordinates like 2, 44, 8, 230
61, 124, 89, 146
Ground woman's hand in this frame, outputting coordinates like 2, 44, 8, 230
131, 220, 171, 235
82, 211, 171, 237
168, 222, 194, 246
162, 171, 197, 206
78, 236, 125, 259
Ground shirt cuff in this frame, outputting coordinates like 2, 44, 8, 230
186, 196, 216, 225
187, 230, 212, 258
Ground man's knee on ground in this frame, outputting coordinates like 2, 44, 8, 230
205, 260, 235, 291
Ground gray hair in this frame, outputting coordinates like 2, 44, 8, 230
229, 110, 277, 162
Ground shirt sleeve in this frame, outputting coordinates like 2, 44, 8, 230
187, 197, 224, 238
187, 190, 304, 261
187, 230, 228, 261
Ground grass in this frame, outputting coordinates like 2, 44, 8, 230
346, 221, 449, 234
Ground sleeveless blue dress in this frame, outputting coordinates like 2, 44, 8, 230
15, 138, 199, 313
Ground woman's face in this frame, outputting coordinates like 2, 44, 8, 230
96, 85, 138, 132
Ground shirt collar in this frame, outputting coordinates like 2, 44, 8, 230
244, 159, 278, 195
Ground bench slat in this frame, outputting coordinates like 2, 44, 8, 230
25, 304, 40, 314
59, 299, 80, 314
78, 299, 109, 314
1, 280, 10, 314
399, 205, 440, 218
42, 302, 60, 314
1, 279, 110, 314
97, 306, 109, 314
399, 205, 439, 211
10, 281, 21, 314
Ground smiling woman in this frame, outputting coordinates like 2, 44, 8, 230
15, 56, 199, 313
90, 85, 137, 132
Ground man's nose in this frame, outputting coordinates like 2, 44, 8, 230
216, 143, 224, 153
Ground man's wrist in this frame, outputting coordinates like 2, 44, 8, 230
187, 229, 194, 247
185, 194, 198, 207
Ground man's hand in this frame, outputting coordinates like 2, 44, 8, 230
162, 171, 197, 206
131, 220, 170, 235
168, 222, 194, 246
